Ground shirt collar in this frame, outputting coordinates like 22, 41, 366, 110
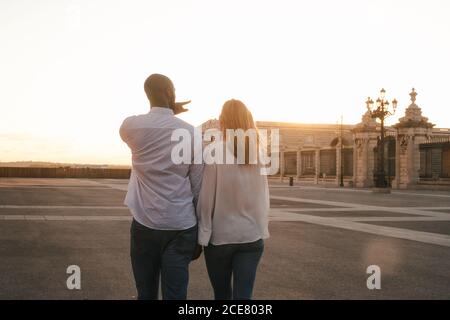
149, 107, 174, 115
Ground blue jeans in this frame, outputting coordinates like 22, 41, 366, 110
130, 219, 197, 300
204, 239, 264, 300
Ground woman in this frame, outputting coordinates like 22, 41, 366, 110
196, 99, 270, 300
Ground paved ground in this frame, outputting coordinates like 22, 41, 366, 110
1, 178, 450, 299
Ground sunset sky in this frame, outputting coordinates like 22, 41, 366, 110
1, 0, 450, 165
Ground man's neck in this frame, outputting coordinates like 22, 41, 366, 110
152, 102, 176, 114
151, 105, 171, 109
149, 106, 174, 115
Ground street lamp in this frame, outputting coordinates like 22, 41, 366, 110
366, 88, 397, 188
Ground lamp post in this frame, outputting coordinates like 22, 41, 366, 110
366, 88, 397, 188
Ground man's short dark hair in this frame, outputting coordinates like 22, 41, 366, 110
144, 73, 173, 102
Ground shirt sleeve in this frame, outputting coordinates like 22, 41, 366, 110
189, 162, 204, 209
119, 117, 131, 144
189, 126, 204, 208
196, 164, 217, 246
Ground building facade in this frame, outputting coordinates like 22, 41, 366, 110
201, 89, 450, 189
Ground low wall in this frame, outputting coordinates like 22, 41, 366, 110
0, 167, 131, 179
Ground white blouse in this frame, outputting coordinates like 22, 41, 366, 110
196, 143, 270, 246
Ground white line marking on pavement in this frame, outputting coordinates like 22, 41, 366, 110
402, 207, 450, 210
0, 205, 127, 209
0, 179, 129, 190
393, 191, 450, 198
270, 185, 372, 193
337, 216, 450, 222
87, 181, 129, 191
270, 196, 450, 219
0, 186, 112, 189
0, 215, 132, 221
271, 206, 446, 212
270, 195, 361, 208
269, 210, 450, 247
3, 215, 25, 220
270, 185, 450, 198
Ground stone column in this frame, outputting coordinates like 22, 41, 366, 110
392, 89, 434, 189
296, 149, 302, 179
280, 150, 285, 181
314, 149, 320, 184
352, 111, 378, 188
366, 136, 378, 187
393, 130, 431, 189
392, 132, 400, 189
412, 134, 429, 182
352, 144, 357, 187
336, 142, 342, 186
359, 138, 368, 187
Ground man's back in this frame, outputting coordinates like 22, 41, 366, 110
120, 107, 202, 230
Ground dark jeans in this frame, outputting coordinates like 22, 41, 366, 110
130, 219, 197, 300
204, 239, 264, 300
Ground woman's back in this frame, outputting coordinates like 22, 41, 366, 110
197, 141, 270, 246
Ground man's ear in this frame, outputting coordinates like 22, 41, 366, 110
165, 87, 174, 99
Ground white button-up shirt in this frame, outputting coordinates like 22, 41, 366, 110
120, 107, 203, 230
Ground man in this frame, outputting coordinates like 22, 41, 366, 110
119, 74, 203, 300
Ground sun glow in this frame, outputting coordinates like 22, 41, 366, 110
1, 0, 450, 164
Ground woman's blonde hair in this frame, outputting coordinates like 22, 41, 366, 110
219, 99, 259, 165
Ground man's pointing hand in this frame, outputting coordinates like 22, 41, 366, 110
173, 100, 191, 115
